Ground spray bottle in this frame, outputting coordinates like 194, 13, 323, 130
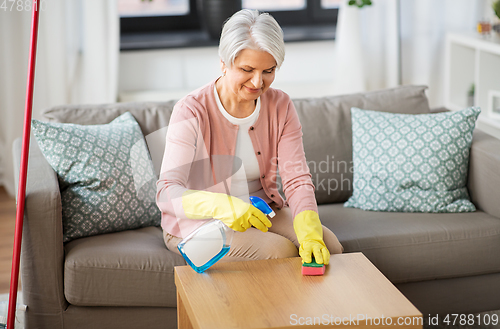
177, 196, 275, 273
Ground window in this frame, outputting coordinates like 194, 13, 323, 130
119, 0, 339, 49
120, 0, 200, 33
321, 0, 341, 9
118, 0, 190, 17
242, 0, 306, 11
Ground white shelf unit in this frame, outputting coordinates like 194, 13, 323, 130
445, 32, 500, 139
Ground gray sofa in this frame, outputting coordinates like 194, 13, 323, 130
14, 85, 500, 329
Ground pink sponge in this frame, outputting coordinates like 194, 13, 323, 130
301, 258, 325, 276
301, 265, 325, 275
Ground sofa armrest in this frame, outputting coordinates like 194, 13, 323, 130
13, 138, 67, 326
468, 129, 500, 219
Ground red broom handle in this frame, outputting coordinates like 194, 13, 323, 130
7, 1, 40, 328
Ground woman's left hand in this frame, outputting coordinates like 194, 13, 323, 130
293, 210, 330, 265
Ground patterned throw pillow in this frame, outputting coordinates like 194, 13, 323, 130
344, 107, 480, 213
32, 112, 160, 242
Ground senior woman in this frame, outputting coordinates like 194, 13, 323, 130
156, 9, 343, 265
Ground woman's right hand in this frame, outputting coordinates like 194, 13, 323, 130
182, 190, 272, 232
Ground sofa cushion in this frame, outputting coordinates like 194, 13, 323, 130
320, 204, 500, 284
344, 107, 479, 213
32, 112, 161, 242
64, 226, 186, 307
293, 85, 431, 205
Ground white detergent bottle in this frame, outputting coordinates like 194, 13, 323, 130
177, 196, 275, 273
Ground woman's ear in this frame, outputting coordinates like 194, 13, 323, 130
220, 59, 227, 76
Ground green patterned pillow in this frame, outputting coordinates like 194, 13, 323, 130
32, 112, 160, 242
344, 107, 480, 213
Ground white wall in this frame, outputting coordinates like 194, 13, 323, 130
118, 41, 338, 101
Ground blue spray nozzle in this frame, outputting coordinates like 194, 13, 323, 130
249, 196, 275, 218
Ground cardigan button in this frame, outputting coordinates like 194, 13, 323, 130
250, 126, 254, 130
261, 174, 265, 179
257, 151, 261, 155
271, 194, 274, 198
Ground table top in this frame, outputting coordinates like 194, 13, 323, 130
174, 252, 422, 329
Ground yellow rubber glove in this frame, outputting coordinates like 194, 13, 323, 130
293, 210, 330, 265
182, 190, 272, 232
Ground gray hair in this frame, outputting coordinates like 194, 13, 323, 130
218, 9, 285, 69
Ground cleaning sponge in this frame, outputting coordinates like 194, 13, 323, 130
301, 258, 326, 276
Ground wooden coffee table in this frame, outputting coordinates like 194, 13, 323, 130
174, 253, 422, 329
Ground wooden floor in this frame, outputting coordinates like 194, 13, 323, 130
0, 186, 17, 294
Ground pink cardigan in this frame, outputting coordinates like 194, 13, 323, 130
156, 79, 317, 238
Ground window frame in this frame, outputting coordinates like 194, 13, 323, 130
120, 0, 338, 34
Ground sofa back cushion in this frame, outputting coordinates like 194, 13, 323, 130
293, 85, 430, 204
43, 101, 177, 135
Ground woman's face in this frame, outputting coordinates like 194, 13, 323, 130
221, 49, 277, 103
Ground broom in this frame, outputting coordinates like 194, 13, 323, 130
7, 1, 40, 328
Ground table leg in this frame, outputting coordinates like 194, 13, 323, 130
177, 291, 194, 329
